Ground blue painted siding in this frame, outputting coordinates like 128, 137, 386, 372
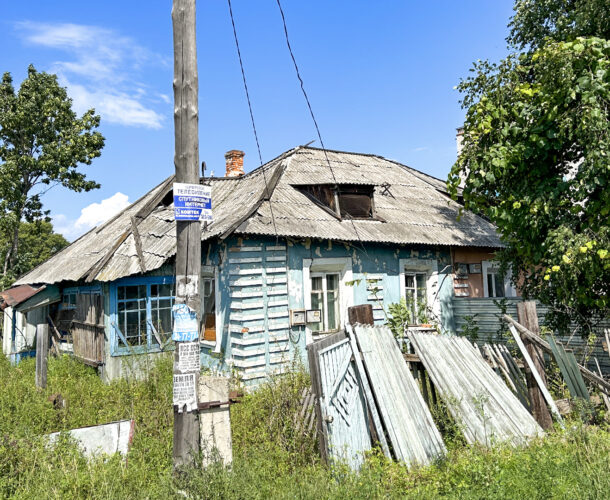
101, 234, 456, 384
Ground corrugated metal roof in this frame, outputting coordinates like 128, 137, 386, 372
0, 284, 44, 309
408, 331, 543, 446
15, 146, 502, 285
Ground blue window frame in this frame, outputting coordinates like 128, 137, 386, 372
110, 276, 175, 355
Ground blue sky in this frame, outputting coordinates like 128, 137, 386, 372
2, 0, 514, 240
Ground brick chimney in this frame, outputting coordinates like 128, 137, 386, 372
225, 150, 245, 177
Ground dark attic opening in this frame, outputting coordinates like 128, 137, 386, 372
296, 184, 376, 220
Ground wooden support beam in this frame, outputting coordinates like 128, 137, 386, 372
517, 302, 553, 429
130, 216, 147, 273
35, 323, 49, 389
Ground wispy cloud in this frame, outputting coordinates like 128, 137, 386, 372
412, 146, 429, 152
54, 192, 131, 241
16, 21, 166, 129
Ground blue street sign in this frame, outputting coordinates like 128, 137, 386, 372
173, 182, 212, 221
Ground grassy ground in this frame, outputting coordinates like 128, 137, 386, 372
0, 354, 608, 499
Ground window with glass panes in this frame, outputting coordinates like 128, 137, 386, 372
310, 273, 340, 333
116, 281, 174, 349
404, 272, 427, 323
486, 270, 506, 298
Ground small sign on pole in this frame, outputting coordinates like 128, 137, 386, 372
173, 182, 212, 222
172, 303, 200, 342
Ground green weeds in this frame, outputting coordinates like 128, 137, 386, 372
0, 354, 608, 499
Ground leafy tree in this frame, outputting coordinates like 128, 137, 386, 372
0, 65, 104, 285
450, 1, 610, 334
0, 221, 69, 290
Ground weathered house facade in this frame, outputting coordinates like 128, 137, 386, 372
3, 146, 514, 383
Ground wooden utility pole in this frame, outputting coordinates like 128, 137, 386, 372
35, 323, 49, 389
172, 0, 201, 468
517, 301, 553, 429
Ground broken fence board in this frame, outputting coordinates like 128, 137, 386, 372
509, 325, 564, 428
353, 325, 446, 466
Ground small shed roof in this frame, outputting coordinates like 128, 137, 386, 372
15, 146, 502, 286
0, 284, 45, 310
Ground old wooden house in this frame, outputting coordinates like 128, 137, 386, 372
2, 146, 518, 383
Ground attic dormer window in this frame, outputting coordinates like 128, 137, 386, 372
337, 185, 374, 219
296, 184, 376, 220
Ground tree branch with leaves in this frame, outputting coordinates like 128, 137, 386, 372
0, 65, 104, 286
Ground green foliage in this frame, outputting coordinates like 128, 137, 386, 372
450, 0, 610, 335
509, 0, 610, 50
458, 314, 481, 340
0, 65, 104, 283
1, 354, 609, 498
387, 298, 434, 339
0, 221, 68, 289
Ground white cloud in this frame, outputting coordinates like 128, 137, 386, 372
16, 21, 167, 129
54, 192, 131, 241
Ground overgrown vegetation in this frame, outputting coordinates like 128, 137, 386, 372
0, 354, 609, 498
449, 0, 610, 335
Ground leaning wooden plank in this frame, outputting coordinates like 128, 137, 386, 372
346, 325, 390, 458
509, 325, 564, 428
496, 344, 531, 410
504, 315, 610, 395
594, 358, 610, 411
353, 325, 445, 466
84, 230, 131, 282
130, 216, 147, 273
564, 348, 590, 400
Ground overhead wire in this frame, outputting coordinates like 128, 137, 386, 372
227, 0, 278, 238
274, 0, 368, 254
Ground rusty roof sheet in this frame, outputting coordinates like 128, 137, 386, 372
0, 284, 44, 309
15, 146, 501, 285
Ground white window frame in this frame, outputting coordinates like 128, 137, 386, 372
309, 272, 341, 333
303, 257, 353, 344
399, 258, 440, 323
482, 260, 517, 298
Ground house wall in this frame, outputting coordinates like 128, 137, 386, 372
99, 236, 461, 384
200, 235, 456, 385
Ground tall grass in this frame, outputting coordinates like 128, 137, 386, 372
0, 354, 609, 499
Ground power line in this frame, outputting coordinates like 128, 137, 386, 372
274, 0, 338, 186
227, 0, 278, 236
274, 0, 366, 248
